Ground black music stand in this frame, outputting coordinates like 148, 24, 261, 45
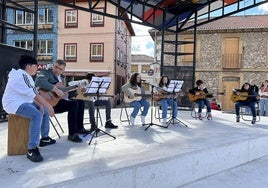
144, 84, 168, 131
83, 76, 116, 145
166, 80, 188, 128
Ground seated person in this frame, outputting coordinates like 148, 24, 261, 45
155, 75, 178, 125
2, 55, 56, 162
35, 59, 90, 143
233, 82, 259, 124
189, 79, 212, 120
69, 73, 118, 131
121, 72, 150, 125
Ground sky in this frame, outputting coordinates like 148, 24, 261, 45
131, 2, 268, 58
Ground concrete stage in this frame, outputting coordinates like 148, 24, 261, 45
0, 108, 268, 188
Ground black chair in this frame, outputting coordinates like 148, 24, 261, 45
49, 114, 64, 138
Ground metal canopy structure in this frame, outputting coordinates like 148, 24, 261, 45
43, 0, 268, 33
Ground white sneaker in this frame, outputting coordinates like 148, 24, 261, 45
130, 116, 135, 125
141, 115, 146, 125
162, 118, 167, 126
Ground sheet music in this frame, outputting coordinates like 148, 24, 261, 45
167, 80, 184, 93
85, 77, 111, 94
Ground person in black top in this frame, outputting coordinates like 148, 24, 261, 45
233, 82, 259, 124
189, 80, 212, 120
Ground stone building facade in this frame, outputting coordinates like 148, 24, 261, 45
152, 15, 268, 111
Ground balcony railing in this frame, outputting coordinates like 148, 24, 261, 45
222, 53, 242, 69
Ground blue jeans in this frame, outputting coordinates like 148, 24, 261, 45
88, 99, 111, 126
15, 102, 50, 150
158, 98, 178, 118
259, 98, 268, 116
129, 99, 150, 118
235, 101, 256, 117
195, 99, 211, 113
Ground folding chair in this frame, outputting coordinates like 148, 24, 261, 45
240, 102, 260, 122
50, 114, 64, 138
190, 102, 208, 119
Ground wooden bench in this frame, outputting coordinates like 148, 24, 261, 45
7, 114, 30, 155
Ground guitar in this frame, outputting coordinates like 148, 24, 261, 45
188, 91, 225, 102
39, 82, 78, 106
153, 91, 185, 102
230, 92, 258, 103
187, 91, 213, 102
123, 88, 151, 103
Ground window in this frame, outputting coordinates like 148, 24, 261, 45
91, 8, 104, 26
64, 43, 77, 61
38, 40, 53, 55
141, 65, 150, 73
90, 43, 103, 62
15, 8, 53, 25
223, 37, 240, 68
183, 38, 194, 62
14, 40, 33, 50
65, 9, 78, 28
15, 10, 24, 25
131, 65, 138, 72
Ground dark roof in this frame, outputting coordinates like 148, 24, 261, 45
197, 15, 268, 31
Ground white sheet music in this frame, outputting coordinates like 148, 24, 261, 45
167, 80, 184, 93
85, 77, 111, 94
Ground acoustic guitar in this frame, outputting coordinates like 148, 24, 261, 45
153, 91, 185, 102
123, 88, 151, 103
39, 82, 78, 106
230, 92, 258, 103
187, 91, 224, 102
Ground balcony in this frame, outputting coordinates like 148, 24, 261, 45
222, 53, 242, 69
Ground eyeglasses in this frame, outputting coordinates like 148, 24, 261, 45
54, 65, 65, 71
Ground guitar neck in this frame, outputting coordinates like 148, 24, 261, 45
60, 85, 78, 92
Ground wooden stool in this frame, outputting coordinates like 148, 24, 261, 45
7, 114, 30, 155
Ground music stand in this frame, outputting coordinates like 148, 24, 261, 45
166, 80, 188, 128
144, 84, 168, 131
83, 76, 116, 145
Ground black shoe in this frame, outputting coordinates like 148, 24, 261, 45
68, 134, 83, 143
105, 121, 118, 129
27, 147, 43, 162
39, 136, 56, 147
236, 116, 240, 122
76, 128, 91, 134
89, 125, 97, 133
251, 117, 256, 124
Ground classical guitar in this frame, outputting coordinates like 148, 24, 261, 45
39, 82, 78, 106
123, 88, 151, 103
187, 91, 212, 102
153, 91, 185, 102
230, 92, 258, 103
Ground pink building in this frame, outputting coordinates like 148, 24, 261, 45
57, 1, 135, 98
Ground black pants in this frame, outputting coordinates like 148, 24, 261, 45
54, 99, 85, 135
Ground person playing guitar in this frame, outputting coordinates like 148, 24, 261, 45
232, 82, 259, 124
154, 75, 178, 125
35, 59, 91, 143
188, 79, 212, 120
121, 72, 150, 126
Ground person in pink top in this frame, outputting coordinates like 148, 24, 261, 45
259, 80, 268, 116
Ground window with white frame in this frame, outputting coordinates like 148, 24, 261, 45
38, 40, 53, 55
65, 9, 78, 27
64, 43, 77, 61
90, 43, 103, 61
91, 8, 104, 26
14, 40, 33, 50
15, 8, 53, 25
